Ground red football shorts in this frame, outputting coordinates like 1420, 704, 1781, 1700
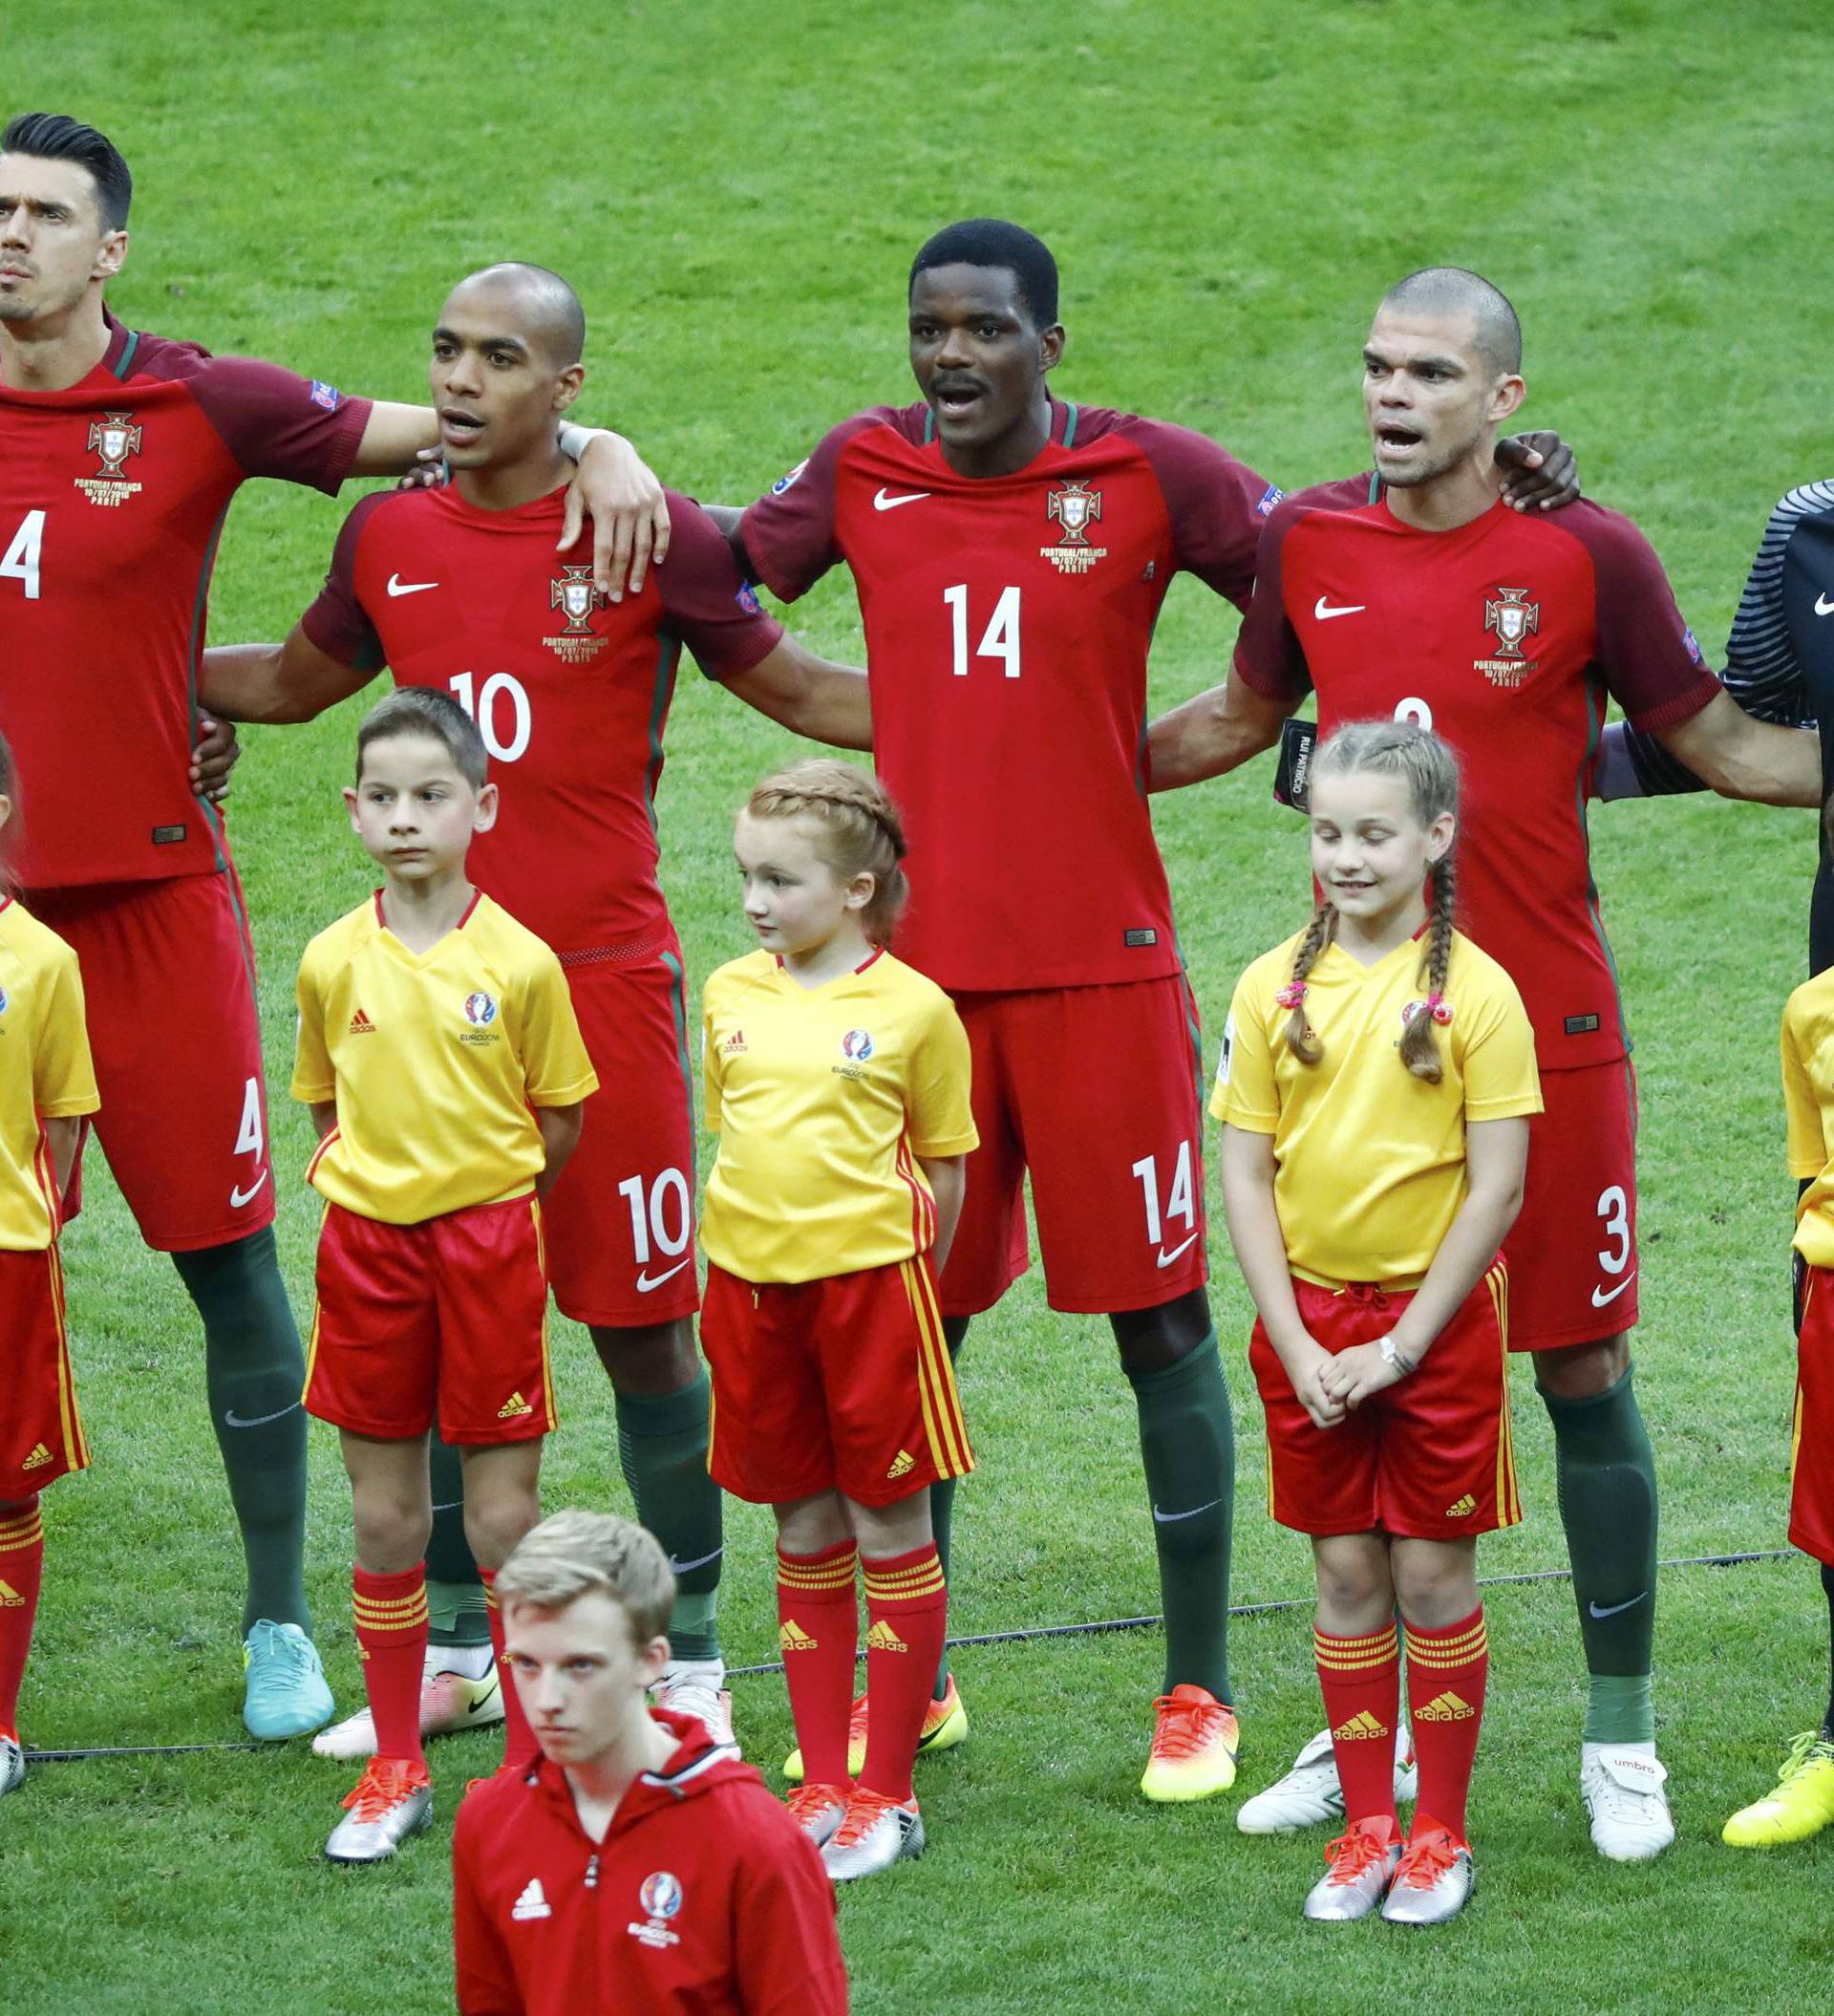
305, 1197, 554, 1446
940, 975, 1208, 1319
1507, 1059, 1638, 1351
701, 1256, 972, 1506
541, 946, 699, 1328
1792, 1268, 1834, 1565
27, 871, 276, 1253
0, 1244, 86, 1494
1250, 1266, 1522, 1540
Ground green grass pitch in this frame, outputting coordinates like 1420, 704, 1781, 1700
8, 1, 1834, 2008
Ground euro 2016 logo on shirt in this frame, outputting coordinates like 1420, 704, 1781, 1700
771, 458, 809, 496
628, 1870, 685, 1950
1474, 585, 1541, 687
464, 992, 498, 1025
75, 412, 144, 508
309, 380, 342, 412
841, 1028, 874, 1062
1042, 481, 1108, 575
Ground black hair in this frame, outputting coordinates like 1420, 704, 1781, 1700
458, 262, 586, 368
1381, 266, 1522, 375
2, 113, 132, 231
355, 688, 488, 790
909, 219, 1059, 328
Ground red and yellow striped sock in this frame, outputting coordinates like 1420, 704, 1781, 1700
480, 1567, 539, 1770
0, 1498, 45, 1741
352, 1562, 429, 1767
777, 1541, 859, 1788
1314, 1619, 1402, 1828
1405, 1605, 1487, 1842
860, 1542, 947, 1804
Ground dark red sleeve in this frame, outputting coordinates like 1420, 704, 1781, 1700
730, 1805, 850, 2016
1229, 504, 1313, 702
185, 354, 372, 493
451, 1797, 523, 2016
1117, 415, 1281, 611
655, 492, 785, 679
1565, 505, 1721, 732
299, 493, 389, 672
737, 410, 898, 604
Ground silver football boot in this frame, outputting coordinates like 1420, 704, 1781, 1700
325, 1758, 434, 1864
1380, 1828, 1475, 1925
821, 1791, 926, 1880
1, 1735, 23, 1796
1303, 1818, 1402, 1921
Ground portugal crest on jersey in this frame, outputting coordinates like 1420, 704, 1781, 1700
545, 565, 608, 663
75, 411, 145, 507
1475, 586, 1541, 685
1042, 481, 1108, 575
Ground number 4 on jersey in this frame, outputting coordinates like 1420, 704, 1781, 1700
1, 511, 45, 600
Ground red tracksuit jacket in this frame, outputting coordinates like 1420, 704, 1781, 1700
452, 1709, 849, 2015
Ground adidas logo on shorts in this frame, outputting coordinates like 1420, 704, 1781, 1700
778, 1619, 818, 1653
349, 1008, 376, 1035
511, 1877, 551, 1922
1444, 1493, 1476, 1517
885, 1449, 915, 1480
498, 1391, 534, 1420
21, 1443, 52, 1470
1332, 1709, 1389, 1741
864, 1620, 908, 1654
1415, 1691, 1476, 1722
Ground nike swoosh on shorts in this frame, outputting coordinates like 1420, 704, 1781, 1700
1156, 1233, 1201, 1268
1590, 1271, 1636, 1308
230, 1170, 271, 1210
637, 1258, 693, 1293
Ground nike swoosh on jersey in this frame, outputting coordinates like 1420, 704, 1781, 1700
387, 574, 439, 596
1590, 1271, 1637, 1308
1587, 1592, 1649, 1619
1152, 1496, 1224, 1524
1818, 593, 1834, 617
1155, 1232, 1201, 1268
872, 488, 931, 511
637, 1258, 693, 1293
229, 1169, 271, 1210
1313, 597, 1367, 620
223, 1401, 302, 1430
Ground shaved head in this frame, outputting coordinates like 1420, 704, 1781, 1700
1379, 267, 1521, 375
447, 262, 586, 368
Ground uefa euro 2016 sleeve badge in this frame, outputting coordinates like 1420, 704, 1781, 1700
1474, 586, 1540, 687
1042, 481, 1107, 575
75, 413, 144, 507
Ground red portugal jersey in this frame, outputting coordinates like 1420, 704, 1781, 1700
740, 399, 1279, 992
303, 484, 782, 954
1233, 482, 1719, 1069
0, 311, 371, 888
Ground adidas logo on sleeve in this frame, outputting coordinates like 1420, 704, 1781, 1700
511, 1877, 552, 1921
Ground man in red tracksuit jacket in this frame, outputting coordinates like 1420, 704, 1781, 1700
453, 1510, 847, 2014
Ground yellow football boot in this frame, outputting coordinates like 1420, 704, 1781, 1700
1141, 1683, 1239, 1802
1722, 1731, 1834, 1847
781, 1675, 968, 1784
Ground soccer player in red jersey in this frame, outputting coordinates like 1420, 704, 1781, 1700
0, 111, 671, 1740
454, 1509, 848, 2016
201, 262, 869, 1753
723, 222, 1575, 1801
1151, 266, 1821, 1855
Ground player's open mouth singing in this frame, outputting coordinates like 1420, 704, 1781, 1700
438, 405, 485, 445
1376, 423, 1423, 456
930, 379, 985, 418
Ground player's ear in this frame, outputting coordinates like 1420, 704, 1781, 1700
553, 362, 586, 414
1487, 371, 1526, 427
474, 781, 500, 833
94, 226, 128, 284
1040, 322, 1066, 375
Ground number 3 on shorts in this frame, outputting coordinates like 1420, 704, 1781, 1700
1593, 1182, 1633, 1301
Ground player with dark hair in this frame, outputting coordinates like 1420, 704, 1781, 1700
201, 261, 870, 1759
0, 111, 671, 1741
718, 224, 1576, 1801
1150, 264, 1821, 1857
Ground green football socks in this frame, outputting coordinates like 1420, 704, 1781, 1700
611, 1365, 723, 1663
1129, 1334, 1235, 1703
174, 1227, 310, 1636
425, 1436, 490, 1650
927, 1316, 970, 1701
1539, 1365, 1659, 1744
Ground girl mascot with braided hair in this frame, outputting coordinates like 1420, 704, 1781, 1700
1214, 720, 1541, 1927
697, 759, 977, 1880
